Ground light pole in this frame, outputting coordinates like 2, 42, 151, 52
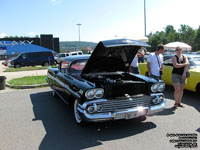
77, 24, 81, 51
144, 0, 146, 36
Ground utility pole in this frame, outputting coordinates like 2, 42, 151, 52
144, 0, 146, 36
77, 24, 81, 51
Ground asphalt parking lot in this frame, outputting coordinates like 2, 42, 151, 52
0, 60, 199, 150
0, 86, 199, 150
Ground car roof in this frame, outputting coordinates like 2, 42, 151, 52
101, 39, 150, 47
20, 51, 52, 54
183, 54, 200, 58
62, 54, 90, 62
164, 54, 200, 58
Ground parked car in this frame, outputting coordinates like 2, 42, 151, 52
139, 54, 200, 94
8, 51, 55, 68
54, 51, 83, 64
47, 39, 167, 125
2, 56, 15, 66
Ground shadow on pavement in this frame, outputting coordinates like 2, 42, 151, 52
30, 91, 156, 150
197, 128, 200, 133
163, 85, 200, 113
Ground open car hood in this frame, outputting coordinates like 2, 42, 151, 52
81, 39, 150, 75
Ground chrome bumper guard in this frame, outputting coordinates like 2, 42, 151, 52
77, 97, 167, 122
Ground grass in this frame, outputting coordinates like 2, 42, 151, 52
4, 65, 57, 72
8, 75, 47, 86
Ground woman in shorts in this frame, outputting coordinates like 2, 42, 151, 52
172, 47, 189, 109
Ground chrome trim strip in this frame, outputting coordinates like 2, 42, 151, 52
48, 73, 81, 99
150, 93, 164, 96
81, 99, 108, 109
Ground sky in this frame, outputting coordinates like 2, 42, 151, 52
1, 0, 200, 42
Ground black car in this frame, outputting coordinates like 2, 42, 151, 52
47, 39, 166, 125
8, 51, 55, 68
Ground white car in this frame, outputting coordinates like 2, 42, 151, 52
54, 51, 83, 63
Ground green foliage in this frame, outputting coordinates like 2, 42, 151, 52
60, 41, 97, 52
148, 24, 198, 52
4, 65, 57, 72
8, 75, 47, 86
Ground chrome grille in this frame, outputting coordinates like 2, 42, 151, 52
96, 96, 153, 113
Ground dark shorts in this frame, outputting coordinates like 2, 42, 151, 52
172, 74, 186, 84
138, 57, 144, 63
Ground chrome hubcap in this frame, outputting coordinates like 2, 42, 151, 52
74, 100, 82, 123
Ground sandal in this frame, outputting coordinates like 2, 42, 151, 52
174, 103, 178, 109
178, 103, 185, 108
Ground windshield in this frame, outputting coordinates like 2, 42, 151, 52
189, 57, 200, 67
70, 59, 88, 73
55, 53, 60, 57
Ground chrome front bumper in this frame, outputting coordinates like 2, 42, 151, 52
77, 98, 167, 122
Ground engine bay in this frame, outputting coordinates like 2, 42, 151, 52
84, 72, 149, 98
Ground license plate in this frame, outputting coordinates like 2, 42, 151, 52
125, 112, 137, 119
114, 109, 148, 120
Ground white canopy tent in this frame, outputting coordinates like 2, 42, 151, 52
164, 41, 192, 51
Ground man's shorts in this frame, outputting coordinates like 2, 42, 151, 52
172, 74, 186, 84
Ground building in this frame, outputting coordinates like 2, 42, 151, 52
0, 34, 59, 59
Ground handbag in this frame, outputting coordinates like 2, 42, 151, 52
186, 70, 190, 78
182, 55, 190, 78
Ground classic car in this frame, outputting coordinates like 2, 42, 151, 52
47, 39, 167, 125
139, 54, 200, 94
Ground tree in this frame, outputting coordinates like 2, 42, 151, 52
195, 26, 200, 50
165, 25, 176, 43
148, 24, 198, 51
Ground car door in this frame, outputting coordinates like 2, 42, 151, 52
163, 58, 173, 85
20, 53, 30, 66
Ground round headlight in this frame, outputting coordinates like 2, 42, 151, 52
151, 83, 159, 92
97, 105, 103, 112
95, 89, 104, 98
87, 106, 95, 113
85, 90, 95, 99
158, 83, 165, 92
152, 98, 159, 104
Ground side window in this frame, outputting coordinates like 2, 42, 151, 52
71, 53, 78, 55
21, 53, 27, 59
61, 54, 65, 57
70, 59, 87, 73
164, 58, 173, 66
60, 61, 69, 73
32, 53, 38, 58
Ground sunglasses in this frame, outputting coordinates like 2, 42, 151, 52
176, 49, 181, 51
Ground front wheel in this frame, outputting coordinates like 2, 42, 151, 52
43, 62, 49, 66
14, 63, 21, 68
74, 99, 85, 126
196, 84, 200, 96
52, 88, 58, 98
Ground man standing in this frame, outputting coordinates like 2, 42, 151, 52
147, 44, 165, 80
138, 47, 147, 63
130, 47, 145, 74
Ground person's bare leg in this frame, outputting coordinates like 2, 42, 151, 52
178, 83, 185, 107
173, 83, 180, 108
